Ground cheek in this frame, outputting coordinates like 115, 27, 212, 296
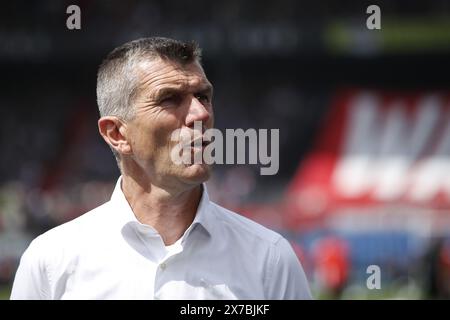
128, 121, 157, 156
209, 109, 214, 127
132, 116, 182, 158
133, 94, 188, 136
154, 127, 172, 150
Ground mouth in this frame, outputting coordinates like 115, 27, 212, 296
187, 138, 210, 148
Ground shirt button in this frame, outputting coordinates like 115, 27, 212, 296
159, 263, 167, 270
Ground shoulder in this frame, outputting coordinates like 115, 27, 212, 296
209, 202, 284, 246
25, 201, 112, 260
208, 202, 312, 299
11, 201, 113, 299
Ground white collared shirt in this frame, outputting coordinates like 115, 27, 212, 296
10, 177, 312, 300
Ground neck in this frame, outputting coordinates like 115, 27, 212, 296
121, 173, 202, 246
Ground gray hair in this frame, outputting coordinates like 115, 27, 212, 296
96, 37, 202, 166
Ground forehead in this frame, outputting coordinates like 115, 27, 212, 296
136, 58, 210, 94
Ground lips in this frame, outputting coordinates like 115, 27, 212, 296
185, 138, 210, 148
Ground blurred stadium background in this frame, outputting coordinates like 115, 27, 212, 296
1, 0, 450, 299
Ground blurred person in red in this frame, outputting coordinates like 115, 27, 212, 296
10, 37, 311, 300
312, 235, 350, 299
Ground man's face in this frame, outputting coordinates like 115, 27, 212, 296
125, 57, 214, 189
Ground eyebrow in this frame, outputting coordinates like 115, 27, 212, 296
196, 84, 214, 97
153, 83, 213, 101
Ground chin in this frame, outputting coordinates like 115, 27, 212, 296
181, 163, 211, 184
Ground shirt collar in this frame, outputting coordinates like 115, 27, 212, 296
110, 176, 214, 238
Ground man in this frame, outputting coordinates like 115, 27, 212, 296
10, 37, 312, 299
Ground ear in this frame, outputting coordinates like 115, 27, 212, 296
98, 116, 132, 156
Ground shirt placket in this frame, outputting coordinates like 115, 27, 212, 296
153, 239, 186, 300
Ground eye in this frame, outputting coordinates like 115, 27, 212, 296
195, 93, 211, 104
159, 94, 181, 106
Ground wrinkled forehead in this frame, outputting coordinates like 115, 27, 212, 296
135, 57, 211, 94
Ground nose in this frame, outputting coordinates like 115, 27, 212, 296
185, 95, 211, 128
